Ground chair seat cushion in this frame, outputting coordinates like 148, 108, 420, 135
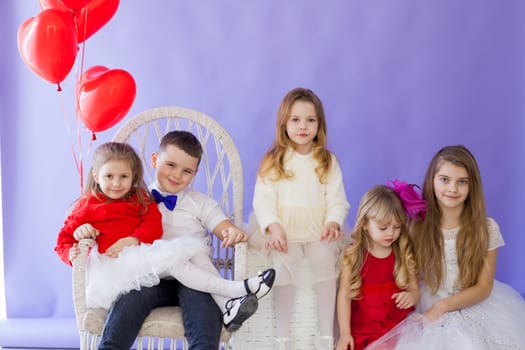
83, 306, 184, 338
83, 306, 230, 341
139, 307, 185, 338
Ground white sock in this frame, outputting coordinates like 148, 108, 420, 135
246, 273, 264, 294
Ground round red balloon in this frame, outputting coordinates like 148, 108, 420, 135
17, 9, 78, 85
77, 66, 136, 133
39, 0, 119, 43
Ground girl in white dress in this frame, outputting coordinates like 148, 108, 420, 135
368, 145, 525, 349
252, 88, 350, 349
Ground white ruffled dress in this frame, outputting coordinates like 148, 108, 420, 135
367, 218, 525, 350
85, 236, 210, 309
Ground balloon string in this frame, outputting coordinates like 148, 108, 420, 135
78, 25, 87, 79
79, 7, 88, 73
79, 158, 83, 194
58, 91, 83, 194
75, 111, 84, 195
74, 14, 89, 194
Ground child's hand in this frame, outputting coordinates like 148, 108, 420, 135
336, 333, 354, 350
265, 223, 288, 253
422, 300, 447, 322
105, 237, 139, 258
221, 226, 248, 248
320, 221, 342, 242
73, 223, 100, 240
392, 291, 417, 309
68, 243, 80, 263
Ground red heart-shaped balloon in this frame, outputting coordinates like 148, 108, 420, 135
39, 0, 70, 11
58, 0, 89, 10
17, 9, 78, 85
39, 0, 119, 43
77, 65, 136, 133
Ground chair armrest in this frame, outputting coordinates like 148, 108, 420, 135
234, 242, 247, 280
71, 238, 96, 331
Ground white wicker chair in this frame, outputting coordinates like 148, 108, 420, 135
72, 106, 248, 350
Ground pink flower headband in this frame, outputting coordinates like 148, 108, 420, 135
386, 179, 427, 221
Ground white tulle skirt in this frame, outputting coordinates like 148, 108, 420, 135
86, 237, 210, 309
367, 280, 525, 350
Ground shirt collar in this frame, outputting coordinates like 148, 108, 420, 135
150, 181, 187, 198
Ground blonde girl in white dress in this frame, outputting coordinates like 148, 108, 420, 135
252, 88, 350, 349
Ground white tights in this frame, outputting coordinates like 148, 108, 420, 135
273, 280, 336, 338
163, 252, 260, 313
272, 241, 338, 340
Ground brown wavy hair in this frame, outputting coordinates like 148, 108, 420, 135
341, 185, 417, 299
412, 145, 488, 293
258, 87, 332, 183
83, 142, 151, 210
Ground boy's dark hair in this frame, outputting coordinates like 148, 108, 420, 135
159, 130, 203, 164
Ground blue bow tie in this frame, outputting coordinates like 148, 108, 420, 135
151, 189, 178, 211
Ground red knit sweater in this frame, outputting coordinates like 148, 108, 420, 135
55, 192, 163, 265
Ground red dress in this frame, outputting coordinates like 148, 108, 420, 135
350, 251, 414, 350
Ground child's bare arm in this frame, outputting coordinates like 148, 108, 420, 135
336, 263, 355, 350
423, 249, 497, 322
212, 220, 248, 248
392, 290, 418, 309
392, 271, 420, 309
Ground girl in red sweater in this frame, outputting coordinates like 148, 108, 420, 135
55, 142, 163, 264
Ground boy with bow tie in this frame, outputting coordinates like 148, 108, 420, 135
98, 131, 275, 350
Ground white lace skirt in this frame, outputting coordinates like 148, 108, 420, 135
367, 280, 525, 350
85, 237, 210, 309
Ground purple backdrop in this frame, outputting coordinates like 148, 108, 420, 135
1, 0, 524, 346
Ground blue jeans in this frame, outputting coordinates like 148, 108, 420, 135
98, 279, 222, 350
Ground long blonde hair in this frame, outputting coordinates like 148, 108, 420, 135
412, 145, 488, 293
258, 87, 332, 183
342, 185, 417, 299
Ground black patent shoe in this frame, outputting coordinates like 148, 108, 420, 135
244, 268, 276, 299
223, 293, 258, 332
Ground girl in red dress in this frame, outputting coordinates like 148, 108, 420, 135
336, 182, 425, 350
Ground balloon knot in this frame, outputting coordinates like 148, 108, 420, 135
57, 83, 62, 92
91, 132, 96, 141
